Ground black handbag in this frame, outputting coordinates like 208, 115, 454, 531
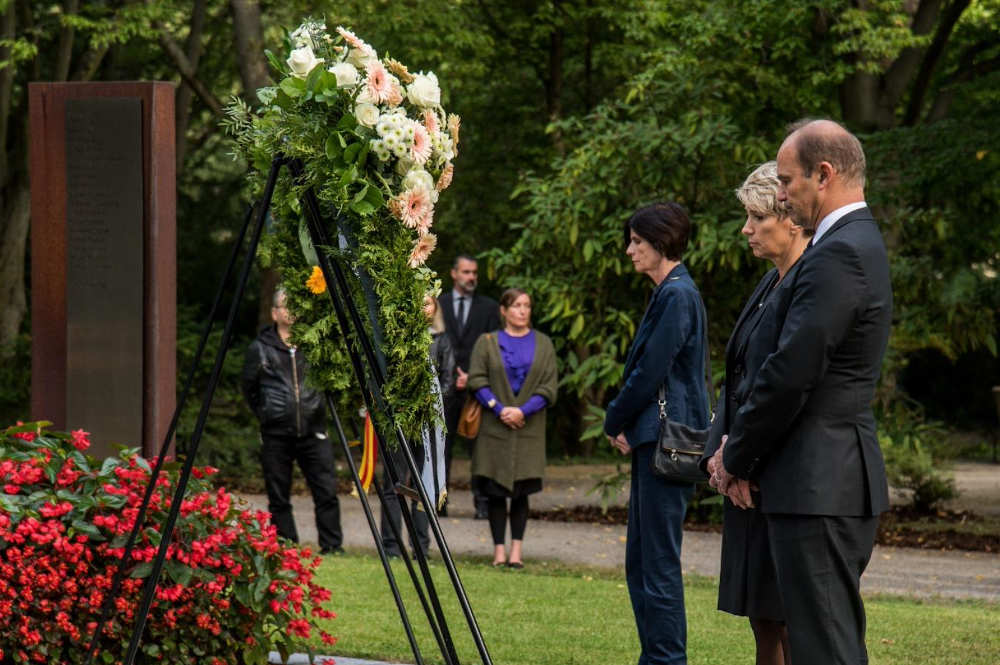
650, 296, 712, 484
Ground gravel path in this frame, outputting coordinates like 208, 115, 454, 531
239, 460, 1000, 602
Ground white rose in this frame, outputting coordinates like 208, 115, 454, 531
402, 169, 439, 202
356, 86, 376, 105
287, 45, 324, 79
407, 72, 441, 108
347, 47, 378, 69
355, 102, 380, 128
402, 168, 435, 192
329, 61, 359, 87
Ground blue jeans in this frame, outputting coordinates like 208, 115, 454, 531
626, 442, 693, 665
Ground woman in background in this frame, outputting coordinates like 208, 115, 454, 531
468, 288, 558, 568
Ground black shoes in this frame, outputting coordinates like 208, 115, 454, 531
320, 546, 345, 556
474, 507, 489, 520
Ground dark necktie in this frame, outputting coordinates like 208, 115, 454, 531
456, 296, 466, 332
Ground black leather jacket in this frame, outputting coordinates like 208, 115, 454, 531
431, 329, 457, 402
241, 325, 326, 437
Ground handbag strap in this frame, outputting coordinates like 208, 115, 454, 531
657, 291, 712, 420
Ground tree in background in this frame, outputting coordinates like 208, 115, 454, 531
490, 0, 1000, 455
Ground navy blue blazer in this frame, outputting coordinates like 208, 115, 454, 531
604, 264, 711, 448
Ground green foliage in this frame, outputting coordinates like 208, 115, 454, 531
0, 334, 30, 426
879, 410, 960, 513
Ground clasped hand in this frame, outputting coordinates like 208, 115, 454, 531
606, 432, 631, 455
499, 406, 525, 429
706, 435, 757, 510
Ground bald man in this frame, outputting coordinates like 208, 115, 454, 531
711, 119, 892, 664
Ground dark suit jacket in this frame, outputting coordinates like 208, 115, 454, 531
439, 291, 501, 372
604, 264, 711, 448
722, 207, 892, 517
702, 267, 789, 469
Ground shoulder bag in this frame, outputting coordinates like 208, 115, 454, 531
456, 334, 493, 439
651, 296, 713, 484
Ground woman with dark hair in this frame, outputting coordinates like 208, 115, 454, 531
467, 288, 558, 568
701, 162, 807, 665
604, 202, 710, 664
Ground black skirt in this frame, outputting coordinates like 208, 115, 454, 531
717, 496, 785, 621
472, 475, 542, 499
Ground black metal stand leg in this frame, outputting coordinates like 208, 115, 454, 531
325, 395, 428, 665
291, 182, 465, 665
120, 157, 284, 665
290, 160, 492, 665
83, 204, 258, 665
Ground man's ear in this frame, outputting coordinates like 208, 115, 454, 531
817, 161, 835, 188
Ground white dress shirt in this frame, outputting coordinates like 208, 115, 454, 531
811, 201, 868, 245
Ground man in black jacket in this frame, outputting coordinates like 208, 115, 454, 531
241, 289, 343, 554
713, 119, 892, 665
439, 255, 501, 518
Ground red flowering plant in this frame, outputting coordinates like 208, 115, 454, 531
0, 422, 337, 665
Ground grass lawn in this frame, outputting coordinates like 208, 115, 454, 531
309, 552, 999, 665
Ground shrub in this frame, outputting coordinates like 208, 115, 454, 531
0, 422, 336, 665
880, 417, 960, 513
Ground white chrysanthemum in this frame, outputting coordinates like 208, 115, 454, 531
370, 139, 391, 161
432, 131, 455, 163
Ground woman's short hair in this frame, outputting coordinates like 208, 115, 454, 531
736, 161, 785, 219
624, 202, 691, 261
499, 287, 530, 310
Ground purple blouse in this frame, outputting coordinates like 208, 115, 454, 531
475, 330, 548, 417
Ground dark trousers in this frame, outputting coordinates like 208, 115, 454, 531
260, 432, 342, 552
766, 513, 878, 665
626, 443, 693, 665
379, 445, 430, 556
444, 390, 487, 513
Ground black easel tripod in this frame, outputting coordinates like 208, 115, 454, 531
82, 155, 493, 665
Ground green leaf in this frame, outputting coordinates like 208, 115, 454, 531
349, 200, 375, 216
338, 165, 357, 188
570, 313, 585, 339
337, 114, 357, 131
165, 560, 193, 586
352, 184, 369, 203
71, 519, 104, 540
364, 186, 385, 208
264, 49, 284, 74
343, 142, 362, 164
324, 135, 340, 160
131, 562, 154, 579
279, 76, 305, 99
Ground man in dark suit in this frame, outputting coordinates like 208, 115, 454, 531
439, 254, 501, 518
712, 119, 892, 665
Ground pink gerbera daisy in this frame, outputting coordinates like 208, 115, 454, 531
435, 162, 454, 192
410, 124, 432, 165
416, 208, 434, 235
336, 26, 374, 56
365, 61, 392, 104
386, 78, 404, 107
408, 232, 437, 268
423, 109, 439, 134
391, 187, 432, 230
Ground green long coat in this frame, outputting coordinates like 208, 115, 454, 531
467, 330, 559, 493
